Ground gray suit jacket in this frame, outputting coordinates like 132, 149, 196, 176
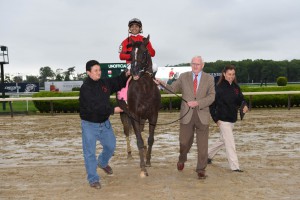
165, 71, 215, 125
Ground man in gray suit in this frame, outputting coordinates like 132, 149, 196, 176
155, 56, 215, 179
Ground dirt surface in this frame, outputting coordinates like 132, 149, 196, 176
0, 109, 299, 200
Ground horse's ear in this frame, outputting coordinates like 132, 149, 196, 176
143, 35, 150, 45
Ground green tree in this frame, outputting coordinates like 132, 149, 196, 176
239, 59, 253, 83
55, 74, 64, 81
26, 75, 39, 83
170, 59, 299, 84
39, 66, 55, 87
4, 75, 12, 83
247, 60, 262, 83
55, 68, 64, 81
64, 73, 70, 81
261, 65, 271, 82
63, 66, 75, 81
287, 60, 300, 82
76, 72, 87, 80
235, 63, 248, 83
13, 76, 23, 83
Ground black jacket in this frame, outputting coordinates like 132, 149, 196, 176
210, 80, 246, 123
79, 72, 128, 123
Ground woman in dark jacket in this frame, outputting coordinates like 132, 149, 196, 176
208, 64, 248, 172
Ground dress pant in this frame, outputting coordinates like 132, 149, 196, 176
179, 109, 209, 172
208, 121, 240, 170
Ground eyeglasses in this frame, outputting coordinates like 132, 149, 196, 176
191, 63, 201, 66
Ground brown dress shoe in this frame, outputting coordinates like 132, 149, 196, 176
177, 162, 184, 171
99, 164, 113, 175
90, 182, 101, 189
198, 171, 207, 179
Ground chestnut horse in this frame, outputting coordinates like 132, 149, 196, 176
125, 35, 161, 177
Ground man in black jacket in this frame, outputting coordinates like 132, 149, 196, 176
79, 60, 130, 189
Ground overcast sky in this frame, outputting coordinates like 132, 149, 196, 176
1, 0, 300, 76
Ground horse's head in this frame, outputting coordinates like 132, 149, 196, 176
130, 35, 153, 80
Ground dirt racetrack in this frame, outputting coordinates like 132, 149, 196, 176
0, 109, 299, 200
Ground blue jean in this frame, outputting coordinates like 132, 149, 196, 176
81, 119, 116, 184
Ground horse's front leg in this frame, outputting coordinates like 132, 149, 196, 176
120, 112, 133, 159
146, 122, 156, 167
140, 119, 147, 157
131, 118, 148, 177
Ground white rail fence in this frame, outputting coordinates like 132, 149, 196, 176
1, 91, 300, 117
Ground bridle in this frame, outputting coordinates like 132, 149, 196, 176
131, 45, 151, 78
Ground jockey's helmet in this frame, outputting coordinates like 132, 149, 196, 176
128, 18, 142, 28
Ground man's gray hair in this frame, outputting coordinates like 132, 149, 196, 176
191, 56, 204, 63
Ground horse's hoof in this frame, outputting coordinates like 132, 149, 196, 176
140, 171, 149, 178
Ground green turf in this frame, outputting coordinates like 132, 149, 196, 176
0, 101, 38, 113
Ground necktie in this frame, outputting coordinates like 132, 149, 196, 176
193, 74, 198, 96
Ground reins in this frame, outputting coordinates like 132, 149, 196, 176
153, 79, 191, 126
120, 72, 191, 126
125, 42, 191, 126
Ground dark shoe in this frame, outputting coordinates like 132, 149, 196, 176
90, 182, 101, 189
207, 158, 212, 164
177, 162, 184, 171
233, 169, 244, 172
99, 164, 113, 175
198, 171, 207, 179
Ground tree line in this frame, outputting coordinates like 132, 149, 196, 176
176, 59, 300, 83
3, 59, 300, 86
4, 66, 87, 87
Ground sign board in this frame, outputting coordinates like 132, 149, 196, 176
100, 63, 127, 69
100, 63, 127, 78
44, 63, 128, 91
0, 83, 39, 93
210, 72, 222, 83
45, 81, 83, 92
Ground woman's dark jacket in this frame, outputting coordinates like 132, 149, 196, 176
79, 72, 128, 123
210, 80, 246, 123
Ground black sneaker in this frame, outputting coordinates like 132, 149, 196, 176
207, 158, 212, 164
99, 164, 113, 175
90, 182, 101, 189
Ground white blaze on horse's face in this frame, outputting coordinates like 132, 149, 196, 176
132, 48, 140, 80
134, 48, 138, 68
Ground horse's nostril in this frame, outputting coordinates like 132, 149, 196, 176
133, 76, 140, 80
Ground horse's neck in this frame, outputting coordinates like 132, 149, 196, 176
144, 71, 154, 78
140, 74, 156, 87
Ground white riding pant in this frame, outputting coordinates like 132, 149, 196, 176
208, 121, 240, 170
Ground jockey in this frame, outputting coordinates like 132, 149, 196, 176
118, 18, 157, 103
117, 18, 156, 157
119, 18, 156, 63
